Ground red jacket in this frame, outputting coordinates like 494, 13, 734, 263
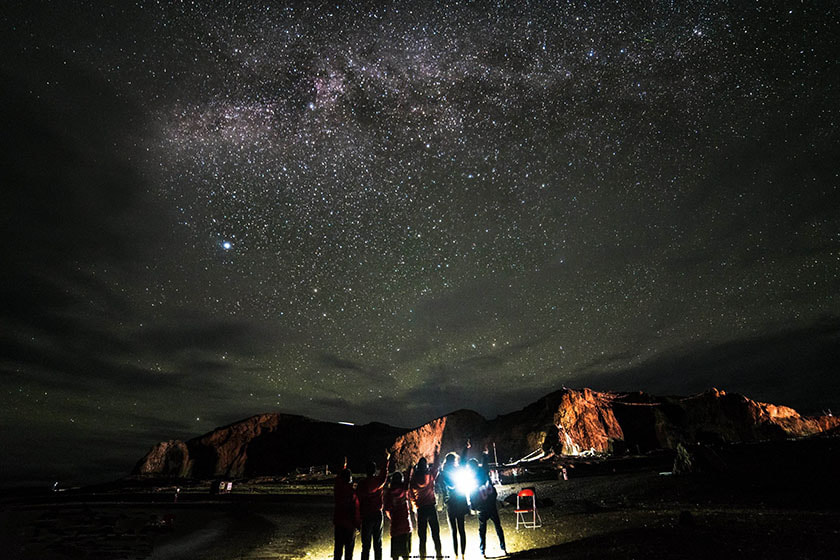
357, 466, 388, 518
385, 484, 413, 536
409, 470, 438, 507
334, 477, 360, 529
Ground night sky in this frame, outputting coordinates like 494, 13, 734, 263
2, 1, 839, 486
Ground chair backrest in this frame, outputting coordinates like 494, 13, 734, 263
518, 488, 535, 498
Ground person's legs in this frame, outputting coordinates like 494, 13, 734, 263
334, 526, 353, 560
490, 507, 506, 552
428, 508, 442, 557
392, 533, 411, 560
403, 533, 413, 560
345, 528, 355, 560
372, 511, 383, 560
361, 516, 373, 560
334, 526, 343, 560
390, 533, 402, 560
418, 507, 429, 559
456, 514, 467, 555
478, 509, 489, 556
447, 510, 459, 555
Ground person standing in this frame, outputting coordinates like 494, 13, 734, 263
334, 458, 360, 560
440, 452, 469, 558
357, 450, 391, 560
384, 470, 413, 560
468, 456, 506, 557
410, 457, 443, 559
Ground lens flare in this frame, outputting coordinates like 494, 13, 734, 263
453, 466, 477, 496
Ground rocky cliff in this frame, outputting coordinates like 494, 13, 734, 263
133, 388, 839, 478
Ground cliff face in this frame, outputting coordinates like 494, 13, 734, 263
133, 387, 839, 479
134, 440, 192, 478
389, 409, 486, 470
552, 388, 624, 455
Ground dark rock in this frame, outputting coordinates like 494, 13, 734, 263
673, 442, 727, 474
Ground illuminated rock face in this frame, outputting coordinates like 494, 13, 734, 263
552, 388, 624, 455
474, 388, 624, 462
485, 388, 840, 460
133, 388, 840, 478
134, 440, 192, 478
389, 410, 487, 471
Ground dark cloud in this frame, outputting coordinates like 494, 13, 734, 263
0, 55, 166, 269
319, 353, 373, 374
137, 317, 287, 357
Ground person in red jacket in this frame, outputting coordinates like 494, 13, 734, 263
410, 456, 442, 559
334, 458, 360, 560
357, 450, 391, 560
384, 470, 413, 560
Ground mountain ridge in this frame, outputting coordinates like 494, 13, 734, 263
133, 387, 839, 479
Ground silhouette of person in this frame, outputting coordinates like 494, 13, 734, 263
468, 456, 506, 557
410, 456, 443, 559
333, 457, 360, 560
384, 470, 413, 560
441, 452, 469, 558
357, 450, 390, 560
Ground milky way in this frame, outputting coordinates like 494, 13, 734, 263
2, 1, 839, 484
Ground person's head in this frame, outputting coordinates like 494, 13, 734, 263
339, 468, 352, 484
467, 458, 479, 472
442, 452, 459, 471
390, 471, 403, 486
416, 457, 428, 473
365, 461, 377, 477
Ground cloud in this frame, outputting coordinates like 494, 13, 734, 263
0, 54, 168, 273
137, 317, 287, 357
318, 353, 372, 374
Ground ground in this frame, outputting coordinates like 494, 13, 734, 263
2, 437, 839, 559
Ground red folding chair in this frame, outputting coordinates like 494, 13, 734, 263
514, 488, 542, 529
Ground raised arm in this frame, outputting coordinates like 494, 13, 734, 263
375, 449, 391, 489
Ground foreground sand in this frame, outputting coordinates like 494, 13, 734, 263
3, 438, 839, 559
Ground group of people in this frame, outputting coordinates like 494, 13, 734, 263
333, 443, 507, 560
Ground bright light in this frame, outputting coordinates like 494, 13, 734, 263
453, 466, 477, 496
222, 241, 232, 250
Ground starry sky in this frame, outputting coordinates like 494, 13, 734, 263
2, 1, 839, 486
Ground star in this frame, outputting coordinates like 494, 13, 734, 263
2, 0, 837, 486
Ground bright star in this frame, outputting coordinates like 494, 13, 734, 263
222, 241, 232, 250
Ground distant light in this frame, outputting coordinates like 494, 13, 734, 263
338, 421, 355, 426
453, 466, 477, 496
222, 241, 232, 250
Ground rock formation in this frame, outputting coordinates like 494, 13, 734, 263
133, 388, 840, 479
389, 409, 486, 470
